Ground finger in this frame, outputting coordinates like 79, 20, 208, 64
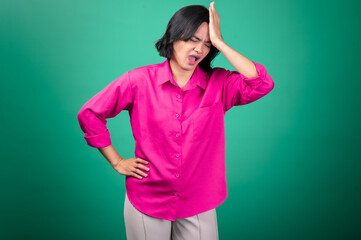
212, 2, 219, 16
130, 167, 146, 179
135, 168, 148, 178
212, 11, 219, 22
212, 5, 218, 18
136, 158, 149, 164
137, 163, 150, 172
132, 172, 143, 179
209, 6, 214, 20
212, 6, 218, 16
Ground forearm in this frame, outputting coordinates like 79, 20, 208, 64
98, 145, 124, 168
213, 40, 259, 78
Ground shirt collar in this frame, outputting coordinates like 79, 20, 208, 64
157, 59, 207, 90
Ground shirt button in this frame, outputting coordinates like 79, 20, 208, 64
176, 95, 181, 98
175, 133, 180, 137
175, 173, 179, 178
175, 153, 180, 157
175, 113, 180, 118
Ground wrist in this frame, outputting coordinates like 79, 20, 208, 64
212, 39, 226, 50
112, 157, 124, 168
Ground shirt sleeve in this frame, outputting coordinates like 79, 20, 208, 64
221, 61, 274, 112
77, 71, 134, 148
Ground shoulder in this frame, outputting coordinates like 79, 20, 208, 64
128, 62, 163, 75
210, 67, 227, 74
126, 61, 165, 87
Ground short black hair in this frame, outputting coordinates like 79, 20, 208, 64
155, 4, 220, 73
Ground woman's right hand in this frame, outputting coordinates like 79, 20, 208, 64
113, 157, 150, 179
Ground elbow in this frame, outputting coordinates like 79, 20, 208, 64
262, 74, 274, 94
77, 107, 86, 124
268, 78, 275, 93
77, 106, 91, 127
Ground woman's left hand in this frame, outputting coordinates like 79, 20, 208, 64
209, 1, 224, 47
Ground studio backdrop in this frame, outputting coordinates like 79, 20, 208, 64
1, 0, 360, 239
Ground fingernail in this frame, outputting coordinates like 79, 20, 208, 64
146, 161, 149, 164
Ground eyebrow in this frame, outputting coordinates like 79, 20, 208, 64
192, 35, 212, 44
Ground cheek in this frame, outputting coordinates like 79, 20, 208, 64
203, 49, 211, 58
172, 42, 184, 57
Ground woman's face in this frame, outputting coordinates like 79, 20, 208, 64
170, 22, 211, 72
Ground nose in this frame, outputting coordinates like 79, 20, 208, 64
194, 42, 205, 54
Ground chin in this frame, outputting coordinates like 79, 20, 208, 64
181, 63, 195, 70
186, 65, 197, 71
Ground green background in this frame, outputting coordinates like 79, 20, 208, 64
1, 0, 360, 239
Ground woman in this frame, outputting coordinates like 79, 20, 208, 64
77, 2, 274, 239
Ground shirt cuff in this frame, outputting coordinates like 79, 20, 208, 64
84, 129, 112, 148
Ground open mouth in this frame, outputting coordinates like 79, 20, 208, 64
188, 55, 199, 64
190, 56, 198, 61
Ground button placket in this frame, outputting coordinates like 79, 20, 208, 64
173, 91, 183, 198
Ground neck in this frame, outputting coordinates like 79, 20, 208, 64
169, 59, 196, 82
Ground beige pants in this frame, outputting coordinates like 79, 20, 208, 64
124, 193, 219, 240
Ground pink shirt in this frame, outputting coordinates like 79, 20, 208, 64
77, 59, 274, 221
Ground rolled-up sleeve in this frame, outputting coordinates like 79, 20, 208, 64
77, 71, 134, 148
221, 61, 274, 112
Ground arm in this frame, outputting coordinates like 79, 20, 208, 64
209, 1, 258, 78
98, 144, 125, 168
213, 41, 259, 78
77, 72, 149, 179
209, 2, 274, 111
77, 72, 133, 148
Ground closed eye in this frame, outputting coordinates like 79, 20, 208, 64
190, 37, 211, 48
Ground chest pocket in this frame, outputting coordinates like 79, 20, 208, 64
191, 102, 223, 142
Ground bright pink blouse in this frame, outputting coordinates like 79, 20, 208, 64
77, 58, 274, 221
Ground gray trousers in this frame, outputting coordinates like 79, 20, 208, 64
124, 193, 219, 240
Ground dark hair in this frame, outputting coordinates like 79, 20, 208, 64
154, 5, 220, 73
